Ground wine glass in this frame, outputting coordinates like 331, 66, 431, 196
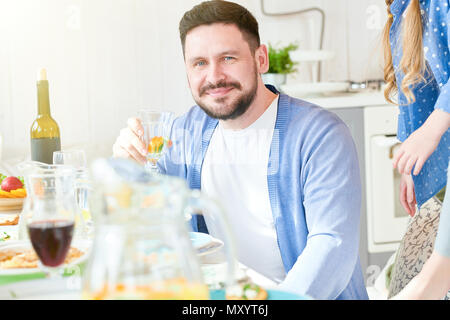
138, 109, 175, 173
53, 149, 90, 238
53, 149, 87, 168
26, 165, 78, 278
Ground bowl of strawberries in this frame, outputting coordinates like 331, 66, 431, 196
0, 174, 26, 212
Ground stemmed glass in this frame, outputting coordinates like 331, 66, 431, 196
53, 149, 87, 168
138, 109, 175, 173
26, 165, 78, 278
53, 149, 90, 238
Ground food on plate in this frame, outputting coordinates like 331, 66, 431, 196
0, 247, 84, 269
0, 174, 26, 198
1, 176, 23, 192
0, 215, 19, 226
0, 232, 11, 242
226, 282, 268, 300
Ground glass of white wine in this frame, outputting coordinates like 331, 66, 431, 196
53, 149, 86, 168
53, 149, 90, 238
138, 109, 175, 173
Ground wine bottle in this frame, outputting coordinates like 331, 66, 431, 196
30, 68, 61, 164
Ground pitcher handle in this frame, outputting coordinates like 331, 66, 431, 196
186, 189, 240, 294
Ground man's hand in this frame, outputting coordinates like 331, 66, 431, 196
399, 173, 416, 217
112, 117, 147, 164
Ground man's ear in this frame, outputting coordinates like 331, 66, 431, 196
255, 44, 269, 74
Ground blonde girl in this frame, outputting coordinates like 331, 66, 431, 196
383, 0, 450, 299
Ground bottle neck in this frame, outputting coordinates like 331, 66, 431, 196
37, 80, 51, 116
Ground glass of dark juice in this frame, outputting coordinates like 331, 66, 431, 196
26, 165, 78, 277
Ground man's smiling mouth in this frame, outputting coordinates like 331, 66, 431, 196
206, 87, 234, 97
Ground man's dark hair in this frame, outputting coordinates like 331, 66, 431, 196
179, 0, 260, 55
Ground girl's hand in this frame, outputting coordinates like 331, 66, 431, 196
399, 173, 416, 217
393, 109, 450, 176
393, 124, 440, 175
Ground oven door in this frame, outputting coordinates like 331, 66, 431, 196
368, 135, 410, 252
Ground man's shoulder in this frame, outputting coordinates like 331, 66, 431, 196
279, 93, 345, 128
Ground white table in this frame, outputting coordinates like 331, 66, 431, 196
0, 215, 279, 299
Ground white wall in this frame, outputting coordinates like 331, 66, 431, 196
252, 0, 386, 83
0, 0, 387, 163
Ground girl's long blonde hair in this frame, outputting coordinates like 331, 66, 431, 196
383, 0, 426, 104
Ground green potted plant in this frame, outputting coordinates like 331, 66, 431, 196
262, 42, 299, 91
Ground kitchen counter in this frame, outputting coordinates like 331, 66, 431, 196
293, 90, 389, 109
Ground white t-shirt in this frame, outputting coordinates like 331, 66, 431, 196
201, 96, 286, 284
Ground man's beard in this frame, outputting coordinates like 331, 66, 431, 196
194, 71, 258, 121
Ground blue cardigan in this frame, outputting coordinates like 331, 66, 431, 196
158, 86, 368, 300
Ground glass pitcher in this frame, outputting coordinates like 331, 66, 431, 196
82, 158, 238, 300
16, 161, 87, 240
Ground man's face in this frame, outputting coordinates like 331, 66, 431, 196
184, 23, 260, 120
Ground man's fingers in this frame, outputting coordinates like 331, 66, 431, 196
127, 117, 144, 138
115, 128, 147, 163
113, 142, 131, 159
122, 128, 147, 156
113, 143, 146, 165
116, 138, 146, 164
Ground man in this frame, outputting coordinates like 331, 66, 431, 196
113, 0, 368, 300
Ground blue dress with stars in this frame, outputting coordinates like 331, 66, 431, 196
390, 0, 450, 207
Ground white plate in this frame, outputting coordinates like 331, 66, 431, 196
0, 239, 91, 276
189, 232, 224, 257
0, 198, 24, 212
189, 232, 214, 249
197, 239, 224, 257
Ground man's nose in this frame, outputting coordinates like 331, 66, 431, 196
205, 61, 225, 84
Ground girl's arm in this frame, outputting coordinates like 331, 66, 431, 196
393, 109, 450, 175
399, 173, 416, 216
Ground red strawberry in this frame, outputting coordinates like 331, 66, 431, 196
1, 176, 23, 192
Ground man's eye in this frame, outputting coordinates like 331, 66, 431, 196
224, 56, 235, 61
195, 61, 206, 67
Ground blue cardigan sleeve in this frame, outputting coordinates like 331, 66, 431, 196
278, 111, 362, 299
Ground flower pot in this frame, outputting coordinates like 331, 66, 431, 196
261, 73, 287, 92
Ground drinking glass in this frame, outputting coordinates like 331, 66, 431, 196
53, 149, 87, 168
138, 109, 175, 173
26, 165, 78, 278
53, 149, 90, 238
